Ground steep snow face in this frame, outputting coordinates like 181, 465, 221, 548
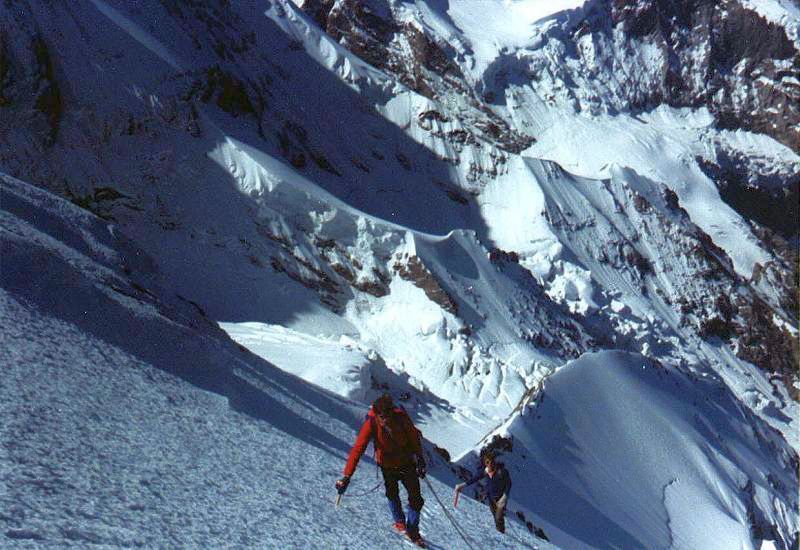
1, 176, 553, 549
468, 351, 799, 550
281, 2, 800, 545
0, 0, 599, 462
526, 0, 800, 151
416, 0, 588, 78
297, 0, 799, 271
210, 137, 592, 453
520, 104, 778, 278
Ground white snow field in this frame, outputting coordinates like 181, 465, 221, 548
1, 175, 552, 548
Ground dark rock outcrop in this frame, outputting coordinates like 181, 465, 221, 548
578, 0, 800, 150
298, 0, 535, 154
393, 254, 458, 314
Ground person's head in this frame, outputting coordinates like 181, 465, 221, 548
483, 452, 497, 471
372, 394, 394, 423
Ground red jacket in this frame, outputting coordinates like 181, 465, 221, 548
343, 406, 423, 477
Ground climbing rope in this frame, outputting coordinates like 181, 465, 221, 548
344, 481, 383, 498
339, 449, 384, 500
423, 477, 479, 550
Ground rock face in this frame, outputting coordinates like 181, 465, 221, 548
303, 0, 799, 151
297, 0, 800, 258
534, 0, 799, 151
302, 0, 464, 98
698, 152, 800, 239
298, 0, 534, 154
393, 254, 458, 314
607, 0, 799, 151
0, 31, 63, 148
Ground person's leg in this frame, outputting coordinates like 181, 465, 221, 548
382, 467, 405, 524
491, 498, 506, 533
400, 465, 424, 534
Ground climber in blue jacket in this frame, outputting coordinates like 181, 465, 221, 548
454, 452, 512, 533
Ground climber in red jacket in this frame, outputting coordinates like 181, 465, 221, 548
336, 394, 427, 545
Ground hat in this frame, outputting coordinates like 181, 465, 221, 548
373, 393, 394, 415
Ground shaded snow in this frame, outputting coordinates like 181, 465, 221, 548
740, 0, 800, 48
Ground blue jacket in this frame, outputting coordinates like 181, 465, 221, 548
465, 463, 512, 501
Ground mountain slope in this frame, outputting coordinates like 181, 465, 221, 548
287, 0, 798, 424
467, 351, 798, 549
1, 1, 798, 548
1, 174, 551, 548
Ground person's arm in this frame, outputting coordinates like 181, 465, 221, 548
412, 426, 423, 457
498, 469, 512, 500
467, 468, 487, 486
402, 413, 427, 478
343, 417, 373, 478
455, 469, 486, 492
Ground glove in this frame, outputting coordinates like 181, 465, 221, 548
335, 476, 350, 495
416, 458, 427, 479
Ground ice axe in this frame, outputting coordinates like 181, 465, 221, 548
453, 483, 465, 507
335, 476, 349, 507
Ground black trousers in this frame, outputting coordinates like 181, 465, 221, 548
489, 496, 507, 533
381, 463, 424, 512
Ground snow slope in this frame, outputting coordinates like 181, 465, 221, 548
1, 174, 552, 548
466, 351, 798, 550
4, 172, 795, 549
395, 0, 588, 80
204, 135, 591, 455
520, 104, 781, 278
